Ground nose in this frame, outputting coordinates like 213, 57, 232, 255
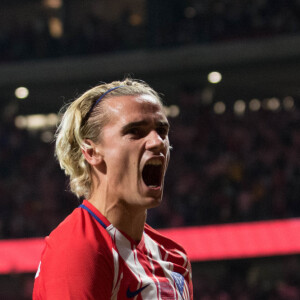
145, 130, 166, 153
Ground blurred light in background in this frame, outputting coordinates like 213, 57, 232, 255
168, 105, 180, 117
234, 100, 246, 116
41, 131, 54, 143
129, 14, 143, 26
283, 96, 295, 111
15, 87, 29, 99
214, 101, 226, 114
15, 113, 59, 130
208, 71, 222, 84
49, 17, 63, 38
14, 116, 27, 128
163, 105, 180, 118
249, 98, 261, 111
23, 115, 45, 130
266, 97, 280, 111
43, 0, 62, 9
201, 88, 214, 105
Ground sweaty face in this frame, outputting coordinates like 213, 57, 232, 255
98, 94, 170, 209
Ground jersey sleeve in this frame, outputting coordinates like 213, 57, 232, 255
33, 212, 114, 299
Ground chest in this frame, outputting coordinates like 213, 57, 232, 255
108, 230, 190, 300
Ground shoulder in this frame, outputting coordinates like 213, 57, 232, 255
34, 206, 114, 299
45, 205, 113, 262
144, 223, 188, 256
40, 206, 114, 280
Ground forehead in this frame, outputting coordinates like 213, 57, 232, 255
105, 94, 167, 125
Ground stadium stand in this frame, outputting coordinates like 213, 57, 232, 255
1, 0, 300, 299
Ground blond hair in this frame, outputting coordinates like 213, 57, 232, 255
55, 78, 162, 199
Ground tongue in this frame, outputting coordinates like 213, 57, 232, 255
142, 164, 161, 187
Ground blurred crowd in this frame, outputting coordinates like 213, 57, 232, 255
0, 120, 77, 239
0, 89, 299, 239
192, 255, 300, 300
1, 0, 300, 62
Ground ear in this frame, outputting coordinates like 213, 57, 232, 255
81, 139, 104, 166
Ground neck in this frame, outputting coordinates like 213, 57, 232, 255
109, 205, 147, 242
88, 191, 147, 243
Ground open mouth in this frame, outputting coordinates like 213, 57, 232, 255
142, 158, 164, 188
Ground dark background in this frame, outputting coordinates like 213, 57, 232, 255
0, 0, 300, 299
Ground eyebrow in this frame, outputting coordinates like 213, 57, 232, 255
121, 120, 170, 134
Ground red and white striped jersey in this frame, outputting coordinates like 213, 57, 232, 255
33, 200, 193, 299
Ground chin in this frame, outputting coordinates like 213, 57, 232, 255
136, 182, 164, 208
144, 195, 163, 209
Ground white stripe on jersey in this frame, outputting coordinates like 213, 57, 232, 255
35, 261, 41, 279
111, 248, 123, 300
144, 233, 162, 300
144, 233, 179, 299
106, 226, 159, 300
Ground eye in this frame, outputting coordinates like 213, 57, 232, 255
128, 127, 140, 135
157, 126, 169, 138
127, 127, 146, 139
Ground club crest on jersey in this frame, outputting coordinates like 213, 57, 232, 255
171, 272, 184, 297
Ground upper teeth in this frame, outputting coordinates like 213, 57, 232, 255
146, 158, 162, 166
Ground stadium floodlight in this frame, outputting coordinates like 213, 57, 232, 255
249, 98, 261, 111
15, 87, 29, 99
214, 101, 226, 114
283, 96, 295, 111
208, 71, 222, 84
234, 100, 246, 115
